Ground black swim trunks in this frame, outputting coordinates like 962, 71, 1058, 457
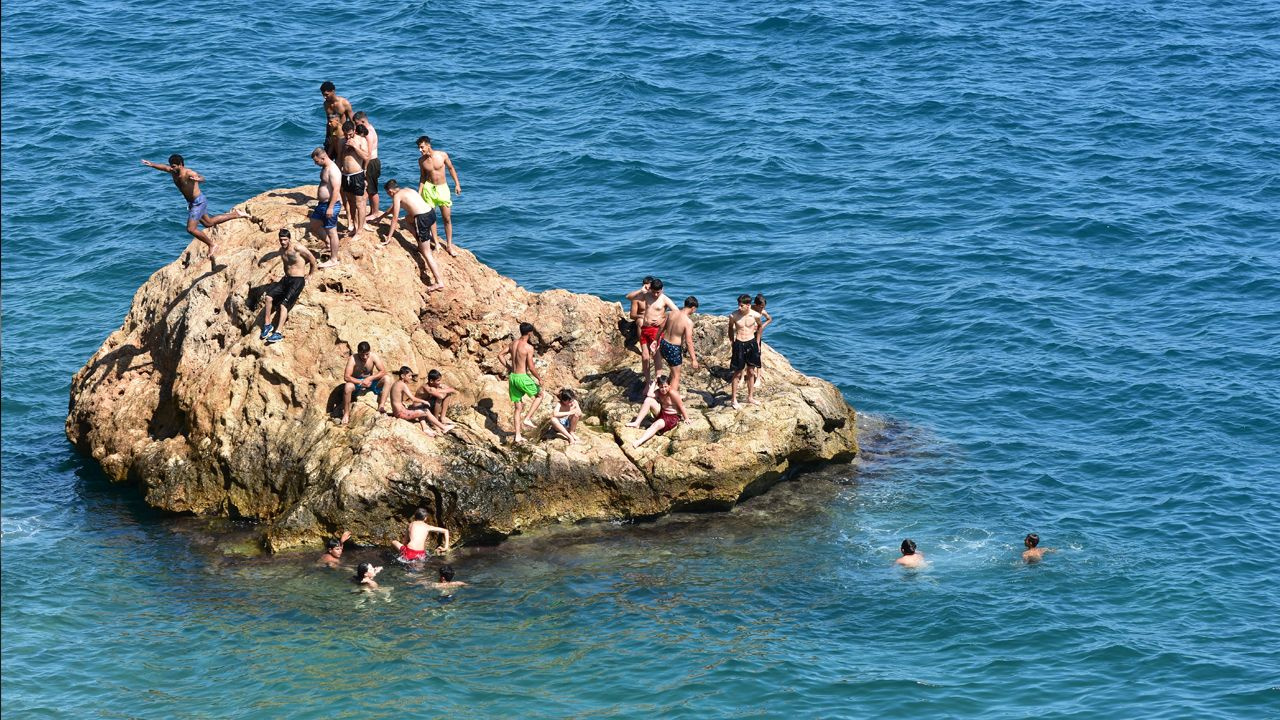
659, 337, 684, 367
365, 158, 381, 197
730, 338, 761, 372
265, 275, 306, 309
341, 171, 367, 196
414, 209, 438, 241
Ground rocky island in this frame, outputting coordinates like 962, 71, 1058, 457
66, 187, 858, 551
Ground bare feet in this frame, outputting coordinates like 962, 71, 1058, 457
732, 401, 743, 410
422, 425, 437, 437
207, 242, 220, 259
445, 243, 457, 257
340, 415, 350, 425
631, 439, 643, 448
513, 435, 525, 444
523, 418, 536, 428
423, 283, 445, 293
625, 420, 642, 428
232, 209, 250, 220
748, 398, 760, 405
318, 258, 339, 268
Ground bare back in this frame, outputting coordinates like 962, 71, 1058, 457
510, 337, 534, 375
395, 188, 431, 217
406, 520, 429, 551
662, 309, 692, 345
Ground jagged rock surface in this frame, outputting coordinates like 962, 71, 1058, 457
66, 187, 858, 550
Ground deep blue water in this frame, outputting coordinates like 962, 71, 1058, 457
3, 0, 1279, 717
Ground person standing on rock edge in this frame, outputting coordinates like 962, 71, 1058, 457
259, 229, 318, 344
658, 296, 700, 392
416, 136, 462, 256
353, 111, 382, 221
341, 341, 389, 424
388, 366, 454, 436
320, 81, 353, 131
624, 277, 654, 344
502, 322, 547, 443
633, 278, 680, 386
392, 507, 452, 562
140, 155, 250, 266
625, 375, 689, 448
339, 121, 370, 242
728, 294, 763, 409
372, 179, 444, 292
751, 293, 772, 389
308, 147, 343, 268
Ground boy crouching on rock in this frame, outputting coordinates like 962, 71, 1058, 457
389, 366, 453, 436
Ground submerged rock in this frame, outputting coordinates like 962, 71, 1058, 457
66, 187, 858, 551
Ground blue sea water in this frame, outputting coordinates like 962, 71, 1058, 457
3, 0, 1279, 716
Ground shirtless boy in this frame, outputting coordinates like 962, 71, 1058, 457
391, 507, 452, 561
501, 322, 547, 443
896, 539, 926, 568
259, 229, 318, 344
140, 155, 249, 264
751, 294, 773, 388
728, 294, 763, 409
320, 81, 353, 127
419, 370, 456, 423
416, 136, 462, 255
632, 278, 680, 385
340, 341, 389, 424
389, 367, 453, 436
353, 112, 381, 218
625, 375, 689, 448
339, 121, 370, 240
625, 276, 654, 342
308, 147, 343, 268
318, 530, 352, 568
549, 388, 582, 444
658, 296, 700, 391
1021, 533, 1057, 563
376, 179, 444, 291
432, 565, 467, 589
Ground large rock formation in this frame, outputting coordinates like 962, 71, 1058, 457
66, 187, 858, 551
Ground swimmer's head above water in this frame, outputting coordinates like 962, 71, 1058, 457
1025, 533, 1040, 549
900, 539, 917, 555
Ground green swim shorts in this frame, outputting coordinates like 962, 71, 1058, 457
421, 182, 452, 208
509, 373, 539, 403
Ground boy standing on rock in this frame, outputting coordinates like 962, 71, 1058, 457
140, 155, 250, 266
309, 147, 343, 268
631, 278, 680, 386
392, 507, 452, 561
320, 81, 353, 129
728, 294, 763, 409
259, 229, 317, 345
416, 136, 462, 256
339, 121, 370, 242
341, 341, 389, 424
502, 322, 546, 444
372, 179, 444, 291
658, 296, 700, 391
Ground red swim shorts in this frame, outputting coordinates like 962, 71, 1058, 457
640, 325, 661, 347
399, 546, 427, 561
657, 412, 681, 434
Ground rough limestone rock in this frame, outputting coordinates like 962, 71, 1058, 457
66, 187, 858, 551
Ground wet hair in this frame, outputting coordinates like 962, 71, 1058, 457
558, 388, 576, 402
753, 294, 767, 308
310, 146, 327, 160
427, 369, 442, 382
325, 537, 341, 550
320, 81, 335, 93
684, 296, 699, 309
439, 565, 456, 582
737, 294, 752, 306
414, 507, 430, 521
649, 278, 664, 292
168, 154, 184, 166
342, 120, 356, 132
398, 366, 415, 377
519, 322, 536, 336
384, 179, 399, 193
642, 276, 655, 286
353, 110, 368, 121
900, 539, 917, 555
1025, 533, 1040, 548
354, 562, 374, 582
417, 135, 432, 146
357, 341, 371, 354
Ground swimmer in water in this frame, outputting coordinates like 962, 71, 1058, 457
1021, 533, 1057, 563
896, 538, 925, 568
431, 564, 467, 590
318, 530, 352, 568
353, 562, 382, 589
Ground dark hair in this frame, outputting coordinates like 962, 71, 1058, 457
900, 539, 917, 555
342, 120, 356, 132
427, 369, 442, 382
1025, 533, 1040, 548
650, 278, 664, 292
384, 179, 399, 193
278, 228, 291, 239
354, 123, 368, 136
753, 294, 767, 308
320, 81, 335, 93
414, 507, 430, 521
357, 341, 371, 353
558, 388, 575, 401
519, 322, 536, 337
398, 366, 415, 377
311, 146, 327, 160
417, 135, 432, 146
656, 375, 670, 386
168, 154, 184, 166
642, 276, 655, 285
354, 562, 374, 582
439, 565, 455, 582
684, 296, 699, 309
737, 294, 752, 305
353, 110, 368, 121
325, 537, 341, 550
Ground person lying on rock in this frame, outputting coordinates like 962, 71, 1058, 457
419, 369, 456, 424
548, 388, 583, 444
353, 562, 382, 589
625, 375, 688, 448
389, 367, 454, 436
259, 229, 318, 345
369, 179, 445, 292
318, 530, 352, 568
501, 322, 547, 444
341, 341, 389, 424
896, 539, 926, 569
392, 507, 452, 562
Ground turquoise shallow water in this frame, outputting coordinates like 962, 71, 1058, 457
3, 0, 1279, 717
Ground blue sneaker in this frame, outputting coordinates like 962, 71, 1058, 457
266, 332, 284, 344
260, 323, 273, 340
